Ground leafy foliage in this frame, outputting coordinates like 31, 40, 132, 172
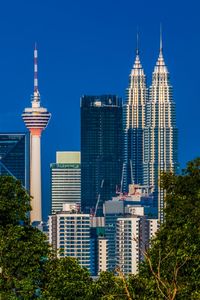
136, 158, 200, 299
1, 156, 200, 300
41, 256, 92, 300
90, 271, 129, 299
0, 176, 31, 226
0, 225, 49, 299
0, 176, 93, 299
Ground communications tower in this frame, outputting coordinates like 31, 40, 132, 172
22, 45, 51, 223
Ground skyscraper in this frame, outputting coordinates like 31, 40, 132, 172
0, 133, 29, 189
22, 46, 51, 223
81, 95, 123, 215
51, 151, 81, 213
144, 36, 178, 221
123, 39, 147, 190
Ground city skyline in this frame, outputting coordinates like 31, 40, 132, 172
0, 0, 199, 219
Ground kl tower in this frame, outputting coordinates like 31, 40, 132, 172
22, 45, 51, 223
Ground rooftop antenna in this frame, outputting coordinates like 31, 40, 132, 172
136, 26, 139, 55
34, 43, 39, 94
160, 23, 163, 54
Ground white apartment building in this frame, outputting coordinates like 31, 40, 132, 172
116, 205, 159, 275
98, 237, 108, 274
48, 203, 93, 273
116, 214, 148, 275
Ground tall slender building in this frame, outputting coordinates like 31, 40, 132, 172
22, 46, 51, 223
81, 95, 123, 215
144, 35, 178, 221
51, 151, 81, 213
123, 39, 147, 190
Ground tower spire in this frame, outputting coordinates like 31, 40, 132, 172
136, 29, 139, 55
160, 23, 163, 54
33, 43, 40, 101
155, 24, 167, 69
132, 30, 143, 73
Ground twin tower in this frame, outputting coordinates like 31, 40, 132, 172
124, 36, 178, 221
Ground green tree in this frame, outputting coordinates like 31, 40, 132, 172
90, 270, 136, 300
0, 176, 94, 299
0, 225, 49, 299
135, 158, 200, 299
41, 256, 92, 300
0, 176, 31, 226
0, 176, 49, 299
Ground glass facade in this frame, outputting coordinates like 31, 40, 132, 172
81, 95, 123, 215
51, 163, 81, 213
50, 152, 81, 213
0, 133, 29, 189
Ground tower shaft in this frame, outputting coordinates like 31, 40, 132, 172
30, 131, 42, 221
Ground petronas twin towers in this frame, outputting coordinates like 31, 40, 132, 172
124, 36, 178, 221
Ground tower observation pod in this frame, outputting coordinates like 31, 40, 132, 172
22, 45, 51, 223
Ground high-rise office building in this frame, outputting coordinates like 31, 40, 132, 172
81, 95, 123, 215
48, 203, 94, 274
0, 133, 29, 189
22, 46, 51, 223
51, 152, 81, 213
144, 37, 178, 221
123, 43, 147, 190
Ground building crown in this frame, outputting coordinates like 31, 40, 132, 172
130, 33, 145, 77
153, 28, 168, 74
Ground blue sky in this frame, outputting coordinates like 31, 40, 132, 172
0, 0, 199, 219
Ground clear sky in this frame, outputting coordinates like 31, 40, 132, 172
0, 0, 199, 219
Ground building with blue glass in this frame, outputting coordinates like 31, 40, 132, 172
81, 95, 123, 215
0, 133, 29, 190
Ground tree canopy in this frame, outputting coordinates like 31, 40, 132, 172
0, 176, 31, 226
1, 157, 200, 299
135, 158, 200, 299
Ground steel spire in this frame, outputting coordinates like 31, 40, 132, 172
132, 30, 143, 72
136, 29, 139, 55
33, 43, 40, 102
160, 23, 163, 54
155, 24, 167, 69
